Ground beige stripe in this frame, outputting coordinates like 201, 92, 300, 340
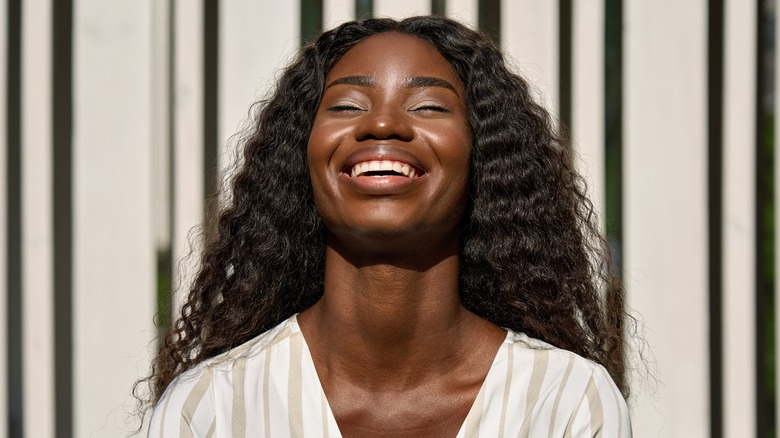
157, 391, 173, 438
584, 374, 604, 434
231, 358, 247, 436
263, 348, 273, 437
497, 345, 514, 437
461, 382, 486, 437
321, 389, 330, 437
211, 341, 256, 367
604, 368, 624, 436
180, 371, 214, 437
547, 356, 576, 437
205, 418, 216, 438
179, 415, 194, 437
517, 350, 549, 438
563, 394, 585, 438
289, 333, 305, 436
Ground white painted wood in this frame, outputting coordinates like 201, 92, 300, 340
21, 0, 55, 436
446, 0, 478, 26
571, 0, 605, 223
722, 1, 756, 435
374, 0, 429, 19
219, 1, 299, 178
172, 0, 205, 314
323, 0, 354, 30
624, 0, 709, 435
0, 0, 8, 435
502, 0, 559, 118
152, 0, 171, 254
73, 1, 156, 435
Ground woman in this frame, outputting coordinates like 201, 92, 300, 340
145, 16, 631, 437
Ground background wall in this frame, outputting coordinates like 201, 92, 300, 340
1, 0, 773, 436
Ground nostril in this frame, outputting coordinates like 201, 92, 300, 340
354, 113, 415, 142
357, 132, 408, 142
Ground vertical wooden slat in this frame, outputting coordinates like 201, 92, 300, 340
571, 0, 605, 220
172, 0, 205, 314
203, 0, 218, 225
323, 0, 354, 30
152, 0, 171, 259
51, 0, 73, 434
707, 0, 724, 433
0, 0, 7, 435
446, 0, 477, 25
775, 0, 780, 426
6, 0, 21, 435
754, 2, 773, 432
21, 0, 55, 436
431, 0, 445, 16
722, 0, 756, 435
72, 1, 156, 435
300, 0, 323, 44
624, 0, 709, 435
355, 0, 372, 18
219, 1, 299, 176
373, 0, 429, 18
501, 0, 559, 117
151, 0, 172, 339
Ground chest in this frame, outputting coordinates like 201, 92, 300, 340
207, 330, 587, 437
324, 380, 481, 438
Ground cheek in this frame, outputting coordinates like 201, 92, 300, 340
427, 137, 470, 222
442, 129, 472, 181
308, 113, 351, 148
445, 130, 472, 212
307, 123, 352, 228
306, 123, 333, 212
307, 119, 352, 178
306, 119, 328, 167
307, 114, 341, 170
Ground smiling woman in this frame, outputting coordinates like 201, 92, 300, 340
142, 16, 631, 438
308, 33, 471, 252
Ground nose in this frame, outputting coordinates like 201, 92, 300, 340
353, 105, 414, 142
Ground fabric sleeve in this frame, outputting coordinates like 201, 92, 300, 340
565, 364, 632, 438
147, 369, 217, 438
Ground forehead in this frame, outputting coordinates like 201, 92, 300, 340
327, 32, 462, 86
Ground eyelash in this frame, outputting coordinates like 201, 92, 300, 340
413, 105, 449, 113
327, 105, 363, 112
328, 105, 450, 113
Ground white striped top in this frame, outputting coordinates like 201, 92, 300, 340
148, 315, 631, 437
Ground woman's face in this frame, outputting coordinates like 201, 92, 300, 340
307, 32, 471, 248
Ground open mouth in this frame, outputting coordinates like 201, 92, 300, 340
346, 160, 424, 178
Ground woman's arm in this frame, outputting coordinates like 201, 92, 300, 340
564, 365, 631, 438
147, 369, 216, 438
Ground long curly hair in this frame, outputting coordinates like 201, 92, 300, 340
143, 15, 629, 407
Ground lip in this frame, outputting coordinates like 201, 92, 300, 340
337, 145, 428, 195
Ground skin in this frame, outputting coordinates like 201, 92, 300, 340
299, 32, 507, 437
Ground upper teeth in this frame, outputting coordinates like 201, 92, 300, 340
350, 160, 417, 178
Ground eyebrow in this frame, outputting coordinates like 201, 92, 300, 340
326, 75, 375, 89
406, 76, 458, 95
325, 75, 460, 96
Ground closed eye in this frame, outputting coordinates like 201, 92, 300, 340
328, 104, 364, 112
412, 105, 449, 113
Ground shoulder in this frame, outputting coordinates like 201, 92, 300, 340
147, 316, 300, 437
489, 330, 632, 437
503, 330, 615, 388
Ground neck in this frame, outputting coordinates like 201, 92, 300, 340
298, 243, 485, 387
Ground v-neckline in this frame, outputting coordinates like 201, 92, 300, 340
290, 314, 511, 437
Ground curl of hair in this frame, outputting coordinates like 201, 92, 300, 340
139, 16, 630, 411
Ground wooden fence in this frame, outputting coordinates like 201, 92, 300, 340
1, 0, 771, 436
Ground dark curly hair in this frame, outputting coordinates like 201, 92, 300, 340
142, 15, 629, 408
